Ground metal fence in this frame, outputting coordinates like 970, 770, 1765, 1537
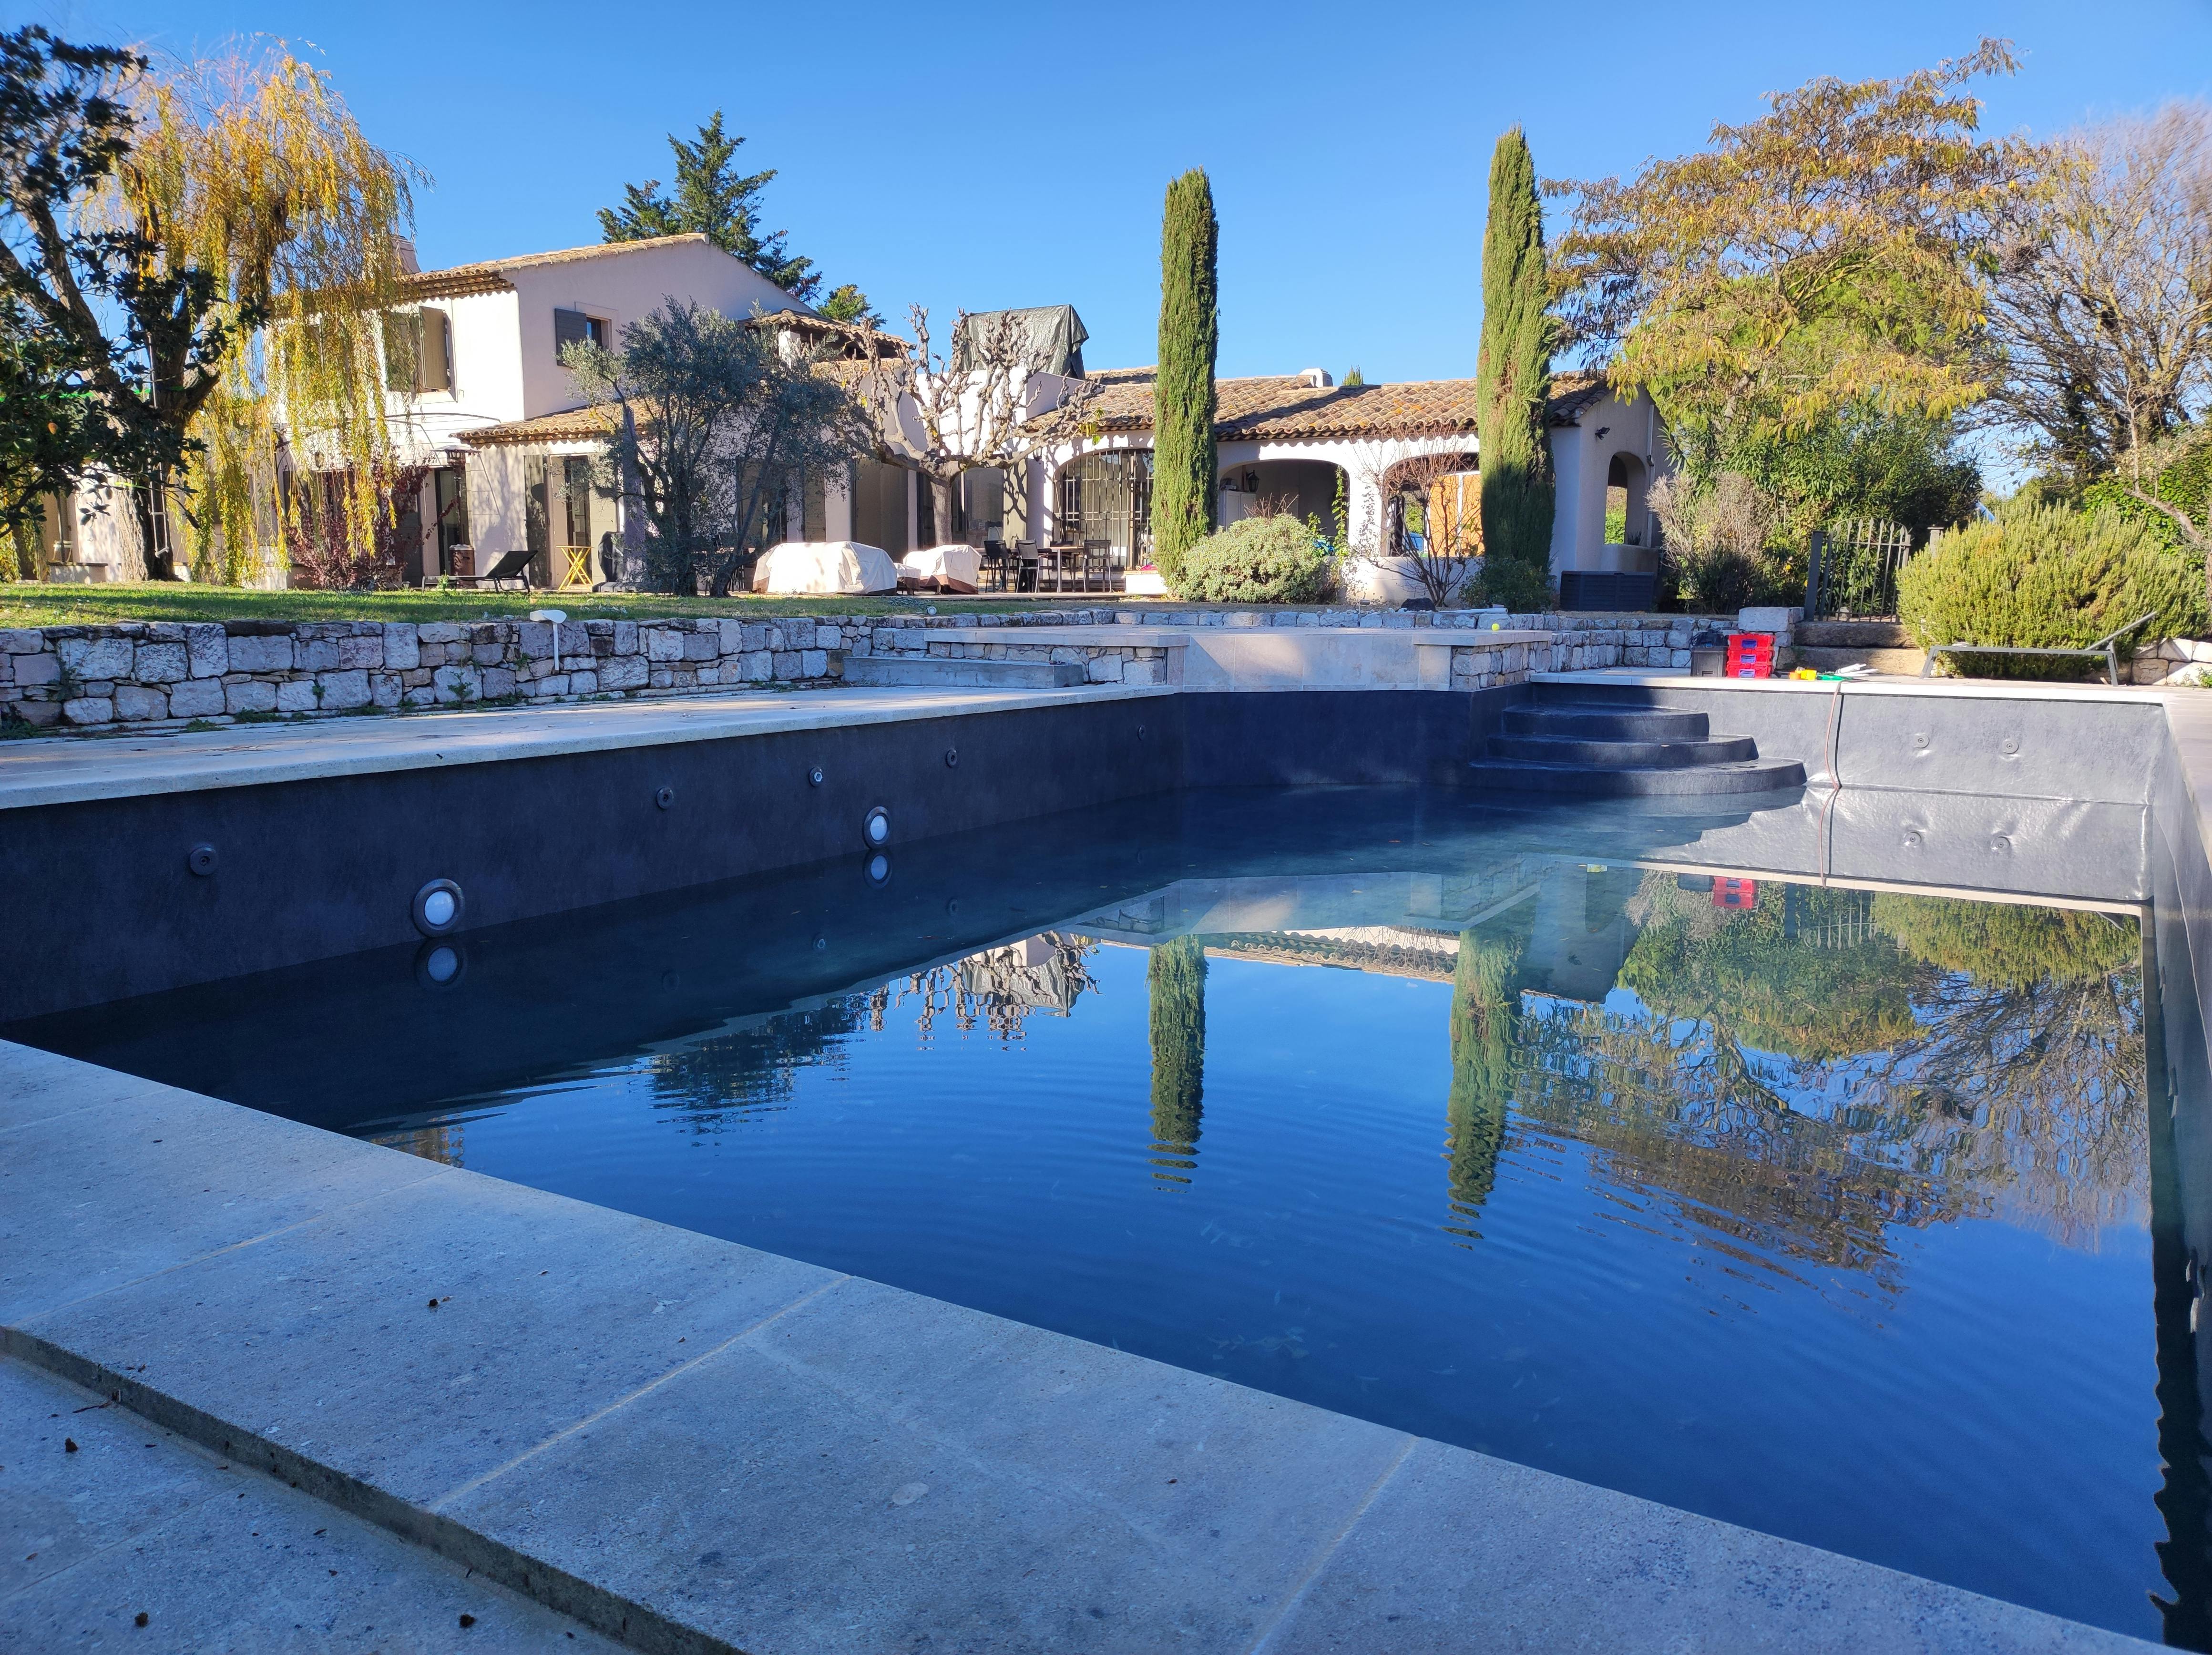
1806, 519, 1917, 620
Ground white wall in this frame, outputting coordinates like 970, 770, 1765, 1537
1546, 387, 1669, 577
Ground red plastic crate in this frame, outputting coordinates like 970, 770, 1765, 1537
1713, 877, 1759, 910
1725, 633, 1775, 678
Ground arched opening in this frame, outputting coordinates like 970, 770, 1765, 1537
1606, 452, 1649, 551
1383, 450, 1479, 557
1217, 459, 1346, 544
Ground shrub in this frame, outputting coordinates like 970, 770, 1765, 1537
1897, 503, 2207, 679
1174, 515, 1333, 603
1466, 554, 1555, 613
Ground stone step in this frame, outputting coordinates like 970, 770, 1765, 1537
1465, 756, 1808, 797
1798, 619, 1909, 648
1501, 705, 1711, 742
1486, 733, 1760, 768
840, 655, 1087, 689
1796, 645, 1927, 675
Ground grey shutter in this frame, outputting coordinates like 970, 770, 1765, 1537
553, 308, 590, 356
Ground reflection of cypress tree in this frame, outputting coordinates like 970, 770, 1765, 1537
1147, 937, 1208, 1185
1445, 928, 1525, 1235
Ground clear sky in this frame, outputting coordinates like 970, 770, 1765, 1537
15, 0, 2212, 382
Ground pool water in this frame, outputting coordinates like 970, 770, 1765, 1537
15, 789, 2188, 1643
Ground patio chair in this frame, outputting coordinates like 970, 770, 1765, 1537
1082, 540, 1110, 594
1921, 611, 2156, 687
454, 547, 536, 591
980, 546, 1016, 592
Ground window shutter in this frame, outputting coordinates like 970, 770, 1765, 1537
553, 308, 590, 355
420, 309, 452, 392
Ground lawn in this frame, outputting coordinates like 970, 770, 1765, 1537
0, 583, 1107, 627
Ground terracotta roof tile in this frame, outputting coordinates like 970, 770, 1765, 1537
401, 234, 824, 310
463, 405, 619, 447
1080, 369, 1608, 441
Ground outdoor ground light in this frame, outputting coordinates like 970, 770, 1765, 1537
412, 878, 465, 938
864, 806, 891, 847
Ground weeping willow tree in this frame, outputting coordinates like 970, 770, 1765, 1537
108, 43, 422, 582
1147, 937, 1208, 1185
1443, 928, 1526, 1236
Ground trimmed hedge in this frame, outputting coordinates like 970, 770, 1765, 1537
1897, 504, 2206, 679
1174, 516, 1333, 604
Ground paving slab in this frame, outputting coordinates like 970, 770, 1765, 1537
1260, 1436, 2140, 1653
14, 1167, 840, 1510
0, 1056, 451, 1326
0, 1355, 620, 1653
441, 1275, 1411, 1654
0, 1040, 2168, 1654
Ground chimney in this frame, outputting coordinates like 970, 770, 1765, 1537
1298, 367, 1332, 389
393, 236, 420, 276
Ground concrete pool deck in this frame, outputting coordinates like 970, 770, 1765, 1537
0, 1039, 2155, 1653
0, 682, 1174, 811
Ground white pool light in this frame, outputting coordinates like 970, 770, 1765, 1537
864, 806, 890, 846
412, 879, 466, 937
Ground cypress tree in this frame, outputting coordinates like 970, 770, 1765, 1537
1147, 936, 1207, 1184
1476, 128, 1556, 585
1152, 169, 1219, 588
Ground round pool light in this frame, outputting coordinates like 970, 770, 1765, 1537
863, 806, 890, 847
866, 852, 891, 887
412, 878, 465, 938
413, 940, 467, 990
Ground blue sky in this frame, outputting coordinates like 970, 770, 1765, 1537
16, 0, 2212, 382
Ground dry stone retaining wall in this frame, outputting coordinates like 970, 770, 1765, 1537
0, 607, 1747, 734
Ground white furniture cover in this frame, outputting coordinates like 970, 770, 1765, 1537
756, 541, 898, 595
899, 544, 983, 587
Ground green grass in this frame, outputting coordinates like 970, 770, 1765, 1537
0, 583, 1112, 627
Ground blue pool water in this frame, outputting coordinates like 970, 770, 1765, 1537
15, 789, 2183, 1642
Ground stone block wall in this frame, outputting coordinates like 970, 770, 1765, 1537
0, 605, 1746, 734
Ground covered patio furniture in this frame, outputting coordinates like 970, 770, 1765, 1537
898, 544, 982, 594
754, 541, 899, 596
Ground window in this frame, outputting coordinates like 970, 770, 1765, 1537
420, 308, 452, 393
553, 308, 609, 360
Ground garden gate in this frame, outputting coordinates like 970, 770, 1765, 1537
1805, 519, 1917, 620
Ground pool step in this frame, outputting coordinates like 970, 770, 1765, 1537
1486, 733, 1760, 768
840, 655, 1087, 689
1466, 755, 1806, 796
1474, 694, 1802, 797
1500, 705, 1711, 742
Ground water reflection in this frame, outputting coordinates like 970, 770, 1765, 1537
1146, 938, 1207, 1185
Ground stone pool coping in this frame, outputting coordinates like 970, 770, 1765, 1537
1536, 668, 2176, 705
0, 1039, 2151, 1654
0, 682, 1175, 811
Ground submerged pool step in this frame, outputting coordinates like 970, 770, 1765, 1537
1466, 755, 1807, 796
1486, 733, 1760, 769
1475, 691, 1801, 796
1500, 705, 1711, 742
840, 654, 1088, 689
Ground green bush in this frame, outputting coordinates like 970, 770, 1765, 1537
1466, 554, 1555, 613
1897, 504, 2206, 679
1174, 515, 1333, 603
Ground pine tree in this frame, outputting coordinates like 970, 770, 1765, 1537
1152, 169, 1219, 586
1476, 128, 1556, 585
818, 284, 882, 327
598, 112, 820, 301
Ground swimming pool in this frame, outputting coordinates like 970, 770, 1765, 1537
14, 788, 2185, 1644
